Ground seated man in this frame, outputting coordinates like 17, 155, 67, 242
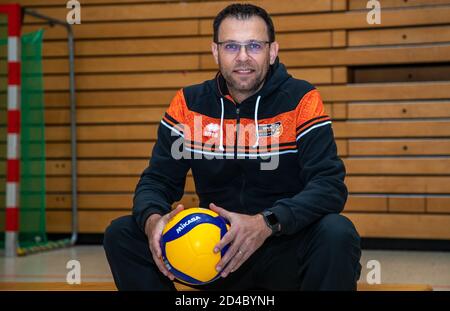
104, 3, 361, 291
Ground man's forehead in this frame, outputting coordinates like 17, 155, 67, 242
218, 16, 269, 41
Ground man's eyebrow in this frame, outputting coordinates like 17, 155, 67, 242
218, 39, 266, 42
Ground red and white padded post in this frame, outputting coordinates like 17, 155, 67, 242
1, 4, 21, 257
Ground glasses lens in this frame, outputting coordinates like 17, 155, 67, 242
220, 41, 268, 54
247, 42, 264, 54
223, 42, 240, 53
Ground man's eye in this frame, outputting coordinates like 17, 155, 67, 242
224, 43, 239, 50
249, 43, 262, 50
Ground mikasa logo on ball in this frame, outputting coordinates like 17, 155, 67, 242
176, 215, 201, 234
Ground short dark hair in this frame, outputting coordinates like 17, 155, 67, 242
213, 3, 275, 43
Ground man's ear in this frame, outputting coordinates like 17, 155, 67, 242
211, 42, 219, 65
269, 41, 279, 65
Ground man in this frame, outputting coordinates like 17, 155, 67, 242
104, 3, 361, 291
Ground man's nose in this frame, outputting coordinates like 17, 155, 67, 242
236, 45, 250, 61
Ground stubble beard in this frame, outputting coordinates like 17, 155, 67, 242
219, 58, 270, 96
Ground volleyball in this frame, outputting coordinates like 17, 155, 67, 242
160, 207, 230, 285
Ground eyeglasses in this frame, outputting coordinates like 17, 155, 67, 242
216, 40, 271, 55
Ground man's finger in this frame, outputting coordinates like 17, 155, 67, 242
222, 248, 247, 277
157, 256, 175, 280
168, 204, 184, 220
150, 242, 176, 280
209, 203, 232, 221
150, 243, 168, 274
156, 254, 175, 281
215, 237, 243, 273
229, 248, 250, 274
214, 229, 234, 253
151, 207, 182, 258
152, 232, 162, 258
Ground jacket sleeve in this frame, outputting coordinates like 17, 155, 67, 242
269, 89, 348, 235
132, 89, 191, 231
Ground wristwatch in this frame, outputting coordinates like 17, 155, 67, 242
260, 210, 281, 236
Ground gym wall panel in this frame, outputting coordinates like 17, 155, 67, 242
6, 0, 450, 239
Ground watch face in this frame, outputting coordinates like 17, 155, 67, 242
266, 212, 278, 226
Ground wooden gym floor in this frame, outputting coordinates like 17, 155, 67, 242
0, 246, 449, 291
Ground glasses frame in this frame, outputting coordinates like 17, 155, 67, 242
215, 40, 272, 55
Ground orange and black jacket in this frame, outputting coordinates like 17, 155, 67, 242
133, 57, 348, 235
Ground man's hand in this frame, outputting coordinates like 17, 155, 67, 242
210, 203, 272, 278
144, 204, 184, 280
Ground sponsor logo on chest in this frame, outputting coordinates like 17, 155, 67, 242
257, 121, 283, 137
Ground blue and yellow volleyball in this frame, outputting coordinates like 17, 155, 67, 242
160, 207, 229, 285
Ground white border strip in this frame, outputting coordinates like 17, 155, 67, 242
185, 146, 297, 158
7, 133, 19, 159
6, 182, 18, 208
5, 232, 18, 257
7, 85, 20, 110
161, 119, 184, 137
296, 121, 332, 141
8, 37, 20, 62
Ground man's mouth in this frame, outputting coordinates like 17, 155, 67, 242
233, 69, 255, 75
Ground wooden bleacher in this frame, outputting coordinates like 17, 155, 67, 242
1, 0, 450, 239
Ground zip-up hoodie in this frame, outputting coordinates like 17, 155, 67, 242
133, 57, 348, 235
